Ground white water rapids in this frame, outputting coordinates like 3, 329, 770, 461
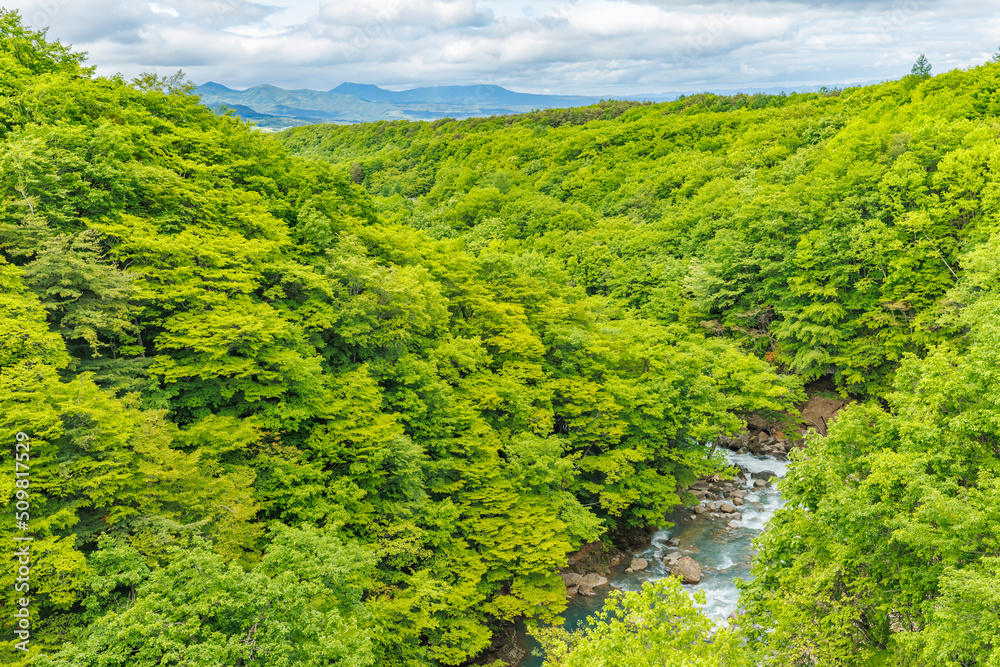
519, 450, 788, 665
614, 451, 788, 621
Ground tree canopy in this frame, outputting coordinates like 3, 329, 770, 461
5, 7, 1000, 665
0, 10, 798, 665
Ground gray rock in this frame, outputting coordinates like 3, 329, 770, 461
561, 572, 582, 586
629, 558, 648, 572
578, 584, 595, 596
751, 470, 778, 480
580, 573, 608, 588
666, 537, 680, 547
693, 505, 707, 514
566, 586, 578, 596
719, 502, 737, 513
733, 497, 744, 507
728, 519, 740, 529
753, 479, 770, 488
663, 552, 682, 566
669, 556, 702, 584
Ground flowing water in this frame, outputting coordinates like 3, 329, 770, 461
517, 451, 788, 666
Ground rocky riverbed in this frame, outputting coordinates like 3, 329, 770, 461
499, 391, 851, 667
614, 449, 788, 622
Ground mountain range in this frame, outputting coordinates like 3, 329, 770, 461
194, 81, 604, 128
194, 81, 868, 129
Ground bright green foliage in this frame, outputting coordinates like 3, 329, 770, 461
45, 527, 376, 667
740, 232, 1000, 665
283, 61, 1000, 397
533, 577, 749, 667
275, 51, 1000, 666
0, 11, 804, 664
0, 257, 70, 369
30, 7, 1000, 665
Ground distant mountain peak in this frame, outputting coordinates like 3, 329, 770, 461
328, 83, 397, 102
198, 81, 236, 93
330, 82, 390, 93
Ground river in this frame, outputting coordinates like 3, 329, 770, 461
517, 450, 788, 666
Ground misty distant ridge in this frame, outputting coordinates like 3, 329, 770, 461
195, 80, 870, 129
194, 81, 603, 127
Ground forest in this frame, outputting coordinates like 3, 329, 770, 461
3, 9, 1000, 666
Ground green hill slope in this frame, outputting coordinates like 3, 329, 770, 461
0, 11, 797, 666
280, 72, 1000, 396
7, 6, 1000, 665
280, 69, 1000, 665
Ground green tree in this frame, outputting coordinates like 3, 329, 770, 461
533, 577, 749, 666
911, 53, 932, 77
46, 527, 376, 667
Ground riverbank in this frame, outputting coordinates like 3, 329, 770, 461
474, 385, 852, 666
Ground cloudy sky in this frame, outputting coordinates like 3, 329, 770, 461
8, 0, 1000, 95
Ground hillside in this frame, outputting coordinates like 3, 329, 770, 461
279, 65, 1000, 664
1, 12, 795, 666
280, 73, 1000, 397
5, 7, 1000, 666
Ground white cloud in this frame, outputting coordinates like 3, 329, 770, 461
4, 0, 998, 95
149, 3, 179, 18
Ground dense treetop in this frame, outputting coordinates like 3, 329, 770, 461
281, 54, 1000, 666
283, 62, 1000, 397
0, 11, 796, 665
4, 7, 1000, 665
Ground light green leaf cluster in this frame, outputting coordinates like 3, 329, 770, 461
533, 577, 749, 667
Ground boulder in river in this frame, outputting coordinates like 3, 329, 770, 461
666, 537, 680, 546
753, 479, 770, 488
727, 519, 740, 529
561, 572, 582, 586
566, 586, 578, 597
578, 584, 595, 596
733, 497, 744, 507
629, 558, 648, 572
580, 573, 608, 588
751, 470, 778, 480
719, 502, 737, 514
670, 556, 702, 584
